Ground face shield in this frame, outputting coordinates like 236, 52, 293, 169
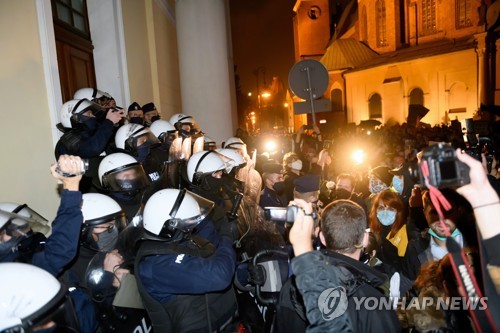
101, 163, 150, 193
0, 205, 50, 255
158, 130, 179, 145
158, 189, 215, 238
126, 131, 161, 153
176, 117, 201, 138
0, 264, 79, 333
72, 99, 106, 124
82, 212, 127, 252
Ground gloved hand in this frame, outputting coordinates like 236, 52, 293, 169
218, 215, 240, 242
248, 264, 266, 286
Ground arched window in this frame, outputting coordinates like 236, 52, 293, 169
331, 89, 343, 112
369, 93, 382, 118
448, 82, 467, 113
409, 88, 424, 105
422, 0, 437, 35
456, 0, 472, 29
376, 0, 387, 47
361, 6, 368, 42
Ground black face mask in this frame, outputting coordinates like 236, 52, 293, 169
335, 188, 353, 200
129, 117, 144, 125
151, 115, 160, 123
202, 176, 223, 192
272, 181, 285, 194
81, 116, 98, 131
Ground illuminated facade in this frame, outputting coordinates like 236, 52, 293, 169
292, 0, 499, 130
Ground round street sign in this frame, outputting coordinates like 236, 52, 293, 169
288, 59, 329, 100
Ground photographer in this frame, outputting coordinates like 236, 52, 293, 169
287, 199, 399, 332
455, 149, 500, 296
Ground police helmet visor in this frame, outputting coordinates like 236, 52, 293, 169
101, 163, 150, 192
12, 287, 80, 333
158, 190, 214, 237
0, 204, 50, 236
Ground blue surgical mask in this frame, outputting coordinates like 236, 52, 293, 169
392, 176, 404, 194
377, 209, 397, 226
428, 228, 461, 241
369, 178, 388, 194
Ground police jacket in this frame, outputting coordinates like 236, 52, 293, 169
292, 250, 400, 333
55, 120, 115, 159
259, 186, 285, 209
136, 218, 237, 332
0, 190, 82, 277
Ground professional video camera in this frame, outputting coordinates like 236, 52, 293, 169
407, 143, 470, 189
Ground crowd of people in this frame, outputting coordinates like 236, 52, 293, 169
0, 88, 499, 333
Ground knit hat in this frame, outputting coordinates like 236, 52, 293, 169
370, 166, 393, 187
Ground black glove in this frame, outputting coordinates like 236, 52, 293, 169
248, 264, 266, 286
218, 215, 240, 242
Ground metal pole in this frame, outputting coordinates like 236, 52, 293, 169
304, 66, 317, 125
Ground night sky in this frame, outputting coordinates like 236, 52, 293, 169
229, 0, 296, 95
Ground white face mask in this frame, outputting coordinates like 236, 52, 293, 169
290, 160, 303, 171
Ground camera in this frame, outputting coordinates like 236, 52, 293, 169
55, 158, 89, 177
264, 205, 300, 223
464, 136, 495, 174
410, 143, 470, 189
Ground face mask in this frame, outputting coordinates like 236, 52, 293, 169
203, 176, 223, 192
369, 178, 388, 194
335, 188, 352, 200
290, 160, 303, 171
0, 237, 19, 255
135, 144, 150, 163
96, 225, 119, 252
81, 116, 97, 131
272, 181, 285, 194
116, 178, 142, 192
392, 176, 404, 194
151, 115, 160, 123
110, 191, 137, 202
129, 117, 144, 125
377, 209, 397, 226
428, 228, 461, 241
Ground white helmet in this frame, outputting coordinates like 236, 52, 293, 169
74, 87, 111, 100
115, 123, 160, 153
0, 262, 79, 332
169, 113, 201, 137
216, 148, 246, 168
0, 203, 50, 248
81, 193, 126, 251
59, 98, 105, 128
98, 153, 150, 192
223, 137, 248, 156
204, 136, 217, 151
186, 150, 235, 184
143, 189, 214, 239
150, 119, 177, 142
